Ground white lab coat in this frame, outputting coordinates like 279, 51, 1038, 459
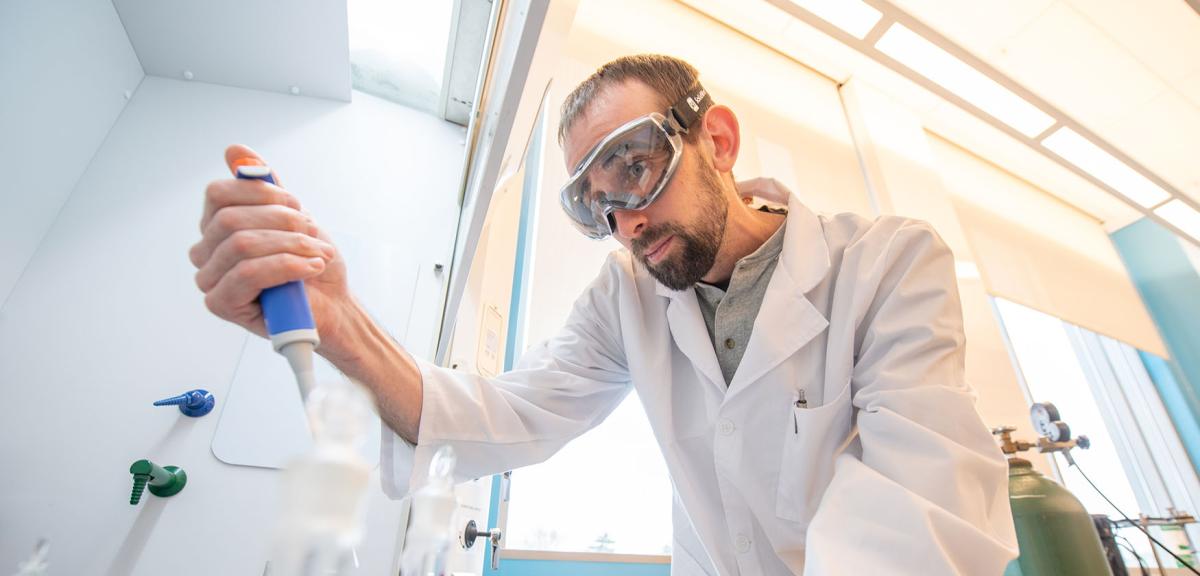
384, 179, 1018, 575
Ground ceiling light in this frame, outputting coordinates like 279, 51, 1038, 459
1041, 127, 1171, 208
874, 24, 1055, 137
1154, 199, 1200, 241
786, 0, 882, 39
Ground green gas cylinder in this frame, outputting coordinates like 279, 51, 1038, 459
1003, 457, 1113, 576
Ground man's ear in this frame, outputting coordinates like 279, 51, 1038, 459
701, 105, 740, 172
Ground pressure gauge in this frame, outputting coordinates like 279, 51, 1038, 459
1030, 402, 1070, 442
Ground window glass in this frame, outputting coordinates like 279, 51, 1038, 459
505, 392, 675, 554
348, 0, 453, 113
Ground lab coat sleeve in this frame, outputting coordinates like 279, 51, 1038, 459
382, 254, 632, 497
802, 220, 1018, 575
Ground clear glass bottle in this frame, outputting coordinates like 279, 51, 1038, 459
270, 378, 374, 576
399, 446, 459, 576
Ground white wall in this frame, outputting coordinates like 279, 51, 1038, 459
0, 0, 144, 306
0, 76, 466, 573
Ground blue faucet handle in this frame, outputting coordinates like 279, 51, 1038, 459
153, 389, 215, 417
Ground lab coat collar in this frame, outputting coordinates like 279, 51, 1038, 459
655, 178, 832, 396
729, 179, 831, 394
652, 178, 831, 298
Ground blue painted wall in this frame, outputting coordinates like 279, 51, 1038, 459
1111, 218, 1200, 474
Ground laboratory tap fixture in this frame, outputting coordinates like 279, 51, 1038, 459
152, 388, 215, 417
128, 459, 187, 505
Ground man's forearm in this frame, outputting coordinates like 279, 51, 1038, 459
318, 298, 423, 444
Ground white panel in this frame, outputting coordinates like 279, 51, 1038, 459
112, 0, 351, 101
993, 2, 1167, 126
1181, 69, 1200, 111
0, 0, 143, 306
689, 0, 853, 81
930, 134, 1168, 358
682, 0, 1148, 230
0, 76, 463, 573
888, 0, 1055, 55
1091, 89, 1200, 204
839, 79, 970, 249
921, 100, 1142, 228
1058, 0, 1200, 103
681, 0, 942, 115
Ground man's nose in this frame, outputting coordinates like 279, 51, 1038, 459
611, 209, 647, 240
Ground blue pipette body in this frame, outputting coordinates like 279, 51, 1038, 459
236, 164, 319, 399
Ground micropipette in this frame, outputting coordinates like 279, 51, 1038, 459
232, 158, 319, 401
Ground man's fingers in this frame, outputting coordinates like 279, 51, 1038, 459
190, 204, 317, 267
201, 178, 301, 232
194, 229, 335, 292
203, 253, 326, 320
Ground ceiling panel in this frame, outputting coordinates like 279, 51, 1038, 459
1059, 0, 1200, 101
920, 100, 1142, 229
682, 0, 1144, 229
888, 0, 1055, 55
684, 0, 855, 82
994, 2, 1168, 127
1091, 89, 1200, 203
112, 0, 351, 101
1179, 70, 1200, 110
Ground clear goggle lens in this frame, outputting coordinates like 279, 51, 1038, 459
560, 113, 681, 239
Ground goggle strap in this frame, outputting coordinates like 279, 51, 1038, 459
668, 84, 710, 134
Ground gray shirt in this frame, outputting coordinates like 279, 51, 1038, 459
694, 216, 788, 385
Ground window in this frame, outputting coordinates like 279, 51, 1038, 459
347, 0, 454, 114
994, 297, 1200, 568
504, 392, 675, 555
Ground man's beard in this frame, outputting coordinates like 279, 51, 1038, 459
632, 160, 728, 290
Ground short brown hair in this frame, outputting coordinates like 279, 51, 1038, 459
558, 54, 713, 146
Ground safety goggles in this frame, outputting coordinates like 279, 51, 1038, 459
559, 85, 710, 239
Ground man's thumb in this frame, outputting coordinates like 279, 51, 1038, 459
224, 144, 282, 185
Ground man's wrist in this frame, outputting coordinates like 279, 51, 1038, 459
316, 296, 423, 443
316, 297, 374, 370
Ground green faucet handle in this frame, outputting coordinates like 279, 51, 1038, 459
128, 459, 187, 505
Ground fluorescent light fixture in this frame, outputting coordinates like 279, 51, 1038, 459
875, 24, 1055, 137
1154, 199, 1200, 241
787, 0, 883, 39
1041, 127, 1171, 208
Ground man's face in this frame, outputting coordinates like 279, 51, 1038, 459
563, 82, 729, 290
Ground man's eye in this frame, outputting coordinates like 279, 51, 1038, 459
627, 161, 646, 179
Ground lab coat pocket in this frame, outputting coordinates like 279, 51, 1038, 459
775, 378, 854, 524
